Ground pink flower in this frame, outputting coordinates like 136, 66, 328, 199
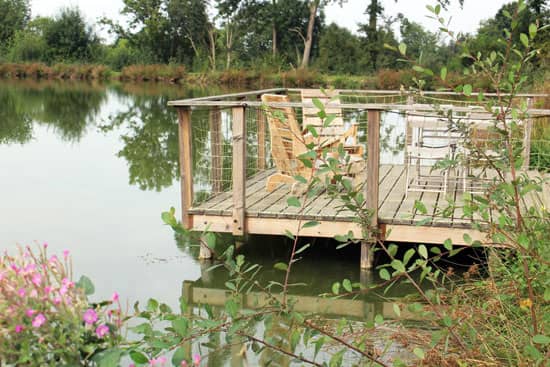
95, 324, 109, 338
44, 286, 52, 294
32, 313, 46, 328
26, 309, 36, 317
31, 273, 42, 286
61, 278, 74, 287
149, 357, 167, 366
112, 292, 119, 302
43, 242, 48, 248
59, 285, 68, 295
180, 361, 188, 367
63, 250, 70, 259
48, 255, 58, 266
83, 309, 98, 325
53, 296, 62, 305
193, 354, 201, 366
30, 289, 38, 298
18, 288, 26, 297
15, 325, 24, 333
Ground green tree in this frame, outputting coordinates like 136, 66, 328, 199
0, 0, 30, 48
43, 8, 100, 62
316, 23, 363, 74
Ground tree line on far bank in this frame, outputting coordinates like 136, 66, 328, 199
0, 0, 547, 84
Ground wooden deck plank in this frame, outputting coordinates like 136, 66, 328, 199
185, 165, 550, 244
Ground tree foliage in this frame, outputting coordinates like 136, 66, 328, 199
0, 0, 30, 46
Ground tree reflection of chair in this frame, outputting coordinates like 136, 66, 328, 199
405, 114, 458, 197
261, 94, 363, 192
300, 89, 363, 157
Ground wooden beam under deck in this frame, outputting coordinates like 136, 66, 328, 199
188, 215, 486, 246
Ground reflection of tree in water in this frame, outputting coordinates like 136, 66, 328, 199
0, 79, 106, 144
0, 87, 33, 144
105, 95, 180, 191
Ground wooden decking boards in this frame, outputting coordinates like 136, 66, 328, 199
187, 164, 549, 245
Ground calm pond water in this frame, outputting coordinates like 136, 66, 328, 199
1, 79, 472, 365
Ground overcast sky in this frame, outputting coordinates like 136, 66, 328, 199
30, 0, 512, 40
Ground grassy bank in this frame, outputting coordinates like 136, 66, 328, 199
0, 61, 513, 90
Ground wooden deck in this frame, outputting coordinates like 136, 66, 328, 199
185, 164, 550, 246
170, 88, 550, 262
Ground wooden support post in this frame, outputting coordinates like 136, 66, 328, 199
210, 107, 223, 193
257, 105, 266, 170
232, 106, 246, 236
522, 97, 533, 171
177, 108, 194, 229
362, 109, 381, 270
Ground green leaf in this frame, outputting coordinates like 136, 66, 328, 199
463, 84, 473, 96
284, 230, 295, 240
391, 259, 405, 273
172, 318, 188, 337
529, 23, 537, 39
75, 275, 95, 296
332, 282, 340, 295
312, 97, 325, 111
273, 262, 288, 271
204, 232, 216, 250
172, 347, 187, 366
323, 114, 337, 128
520, 33, 529, 48
293, 175, 308, 184
434, 4, 441, 15
393, 303, 401, 317
442, 315, 453, 327
287, 196, 301, 208
443, 239, 453, 251
533, 335, 550, 344
342, 279, 352, 293
224, 281, 236, 291
413, 347, 425, 360
414, 200, 427, 214
302, 221, 320, 229
413, 65, 424, 73
374, 314, 384, 325
146, 298, 159, 312
379, 268, 390, 280
518, 233, 530, 249
463, 233, 472, 245
398, 43, 407, 56
418, 245, 428, 259
403, 248, 415, 267
94, 349, 123, 367
129, 351, 149, 364
440, 66, 447, 81
295, 243, 311, 255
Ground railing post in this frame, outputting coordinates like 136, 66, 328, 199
232, 106, 247, 236
362, 109, 381, 270
257, 101, 266, 170
522, 97, 533, 171
210, 107, 223, 193
177, 107, 194, 230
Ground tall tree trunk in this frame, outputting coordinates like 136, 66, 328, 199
272, 23, 277, 57
208, 27, 216, 71
272, 0, 278, 57
300, 0, 318, 69
367, 0, 381, 70
225, 25, 233, 70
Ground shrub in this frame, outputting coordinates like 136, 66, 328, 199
0, 245, 122, 365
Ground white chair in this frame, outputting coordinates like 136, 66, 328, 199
404, 114, 460, 197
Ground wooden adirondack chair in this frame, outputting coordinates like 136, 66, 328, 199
262, 93, 364, 193
300, 89, 363, 156
261, 94, 312, 192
